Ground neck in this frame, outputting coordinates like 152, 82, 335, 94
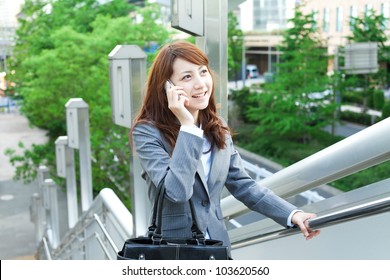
191, 110, 199, 126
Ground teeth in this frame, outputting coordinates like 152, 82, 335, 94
192, 92, 206, 98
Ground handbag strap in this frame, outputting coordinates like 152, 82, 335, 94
151, 184, 206, 245
147, 182, 164, 237
189, 198, 206, 245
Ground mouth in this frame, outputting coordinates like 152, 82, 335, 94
191, 91, 207, 98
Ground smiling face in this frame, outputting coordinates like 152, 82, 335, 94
169, 57, 213, 118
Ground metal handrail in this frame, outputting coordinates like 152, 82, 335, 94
222, 116, 390, 218
308, 196, 390, 229
231, 196, 390, 249
46, 188, 133, 260
93, 213, 119, 253
94, 232, 114, 260
42, 237, 52, 260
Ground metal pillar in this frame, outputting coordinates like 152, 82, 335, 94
65, 98, 93, 212
30, 193, 44, 246
44, 178, 60, 249
109, 45, 148, 237
171, 0, 228, 120
242, 39, 246, 87
195, 0, 228, 121
36, 165, 50, 239
55, 136, 78, 228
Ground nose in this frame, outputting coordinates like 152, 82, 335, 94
193, 74, 206, 89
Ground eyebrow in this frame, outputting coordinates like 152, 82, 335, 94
179, 65, 207, 75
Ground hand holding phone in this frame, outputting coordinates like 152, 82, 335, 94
165, 79, 194, 125
165, 79, 175, 95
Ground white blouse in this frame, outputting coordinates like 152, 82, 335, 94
179, 125, 298, 231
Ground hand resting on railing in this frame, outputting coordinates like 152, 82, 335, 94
292, 212, 320, 240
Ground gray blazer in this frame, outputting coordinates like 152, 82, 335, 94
132, 123, 297, 249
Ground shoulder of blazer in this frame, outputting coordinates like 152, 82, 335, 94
133, 122, 158, 134
132, 122, 171, 151
133, 122, 165, 141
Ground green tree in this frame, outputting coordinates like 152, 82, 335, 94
346, 8, 390, 109
6, 1, 171, 207
245, 5, 333, 155
227, 11, 243, 82
11, 0, 132, 85
348, 9, 389, 64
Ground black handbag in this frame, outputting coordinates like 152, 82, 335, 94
117, 185, 230, 260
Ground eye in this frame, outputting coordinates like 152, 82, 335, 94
200, 68, 208, 75
182, 74, 192, 81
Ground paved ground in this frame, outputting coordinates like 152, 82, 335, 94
0, 110, 48, 259
0, 179, 39, 259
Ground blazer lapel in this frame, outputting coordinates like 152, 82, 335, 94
196, 160, 210, 196
207, 144, 230, 191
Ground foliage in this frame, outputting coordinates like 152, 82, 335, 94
229, 5, 390, 194
230, 87, 258, 123
344, 8, 390, 109
227, 11, 244, 81
381, 101, 390, 119
373, 89, 385, 110
232, 123, 343, 167
12, 0, 132, 75
232, 118, 390, 194
7, 1, 171, 206
330, 161, 390, 192
347, 9, 389, 64
339, 111, 379, 126
4, 142, 54, 182
342, 90, 364, 104
245, 5, 334, 150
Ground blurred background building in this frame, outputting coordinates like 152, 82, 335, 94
1, 0, 390, 79
234, 0, 390, 75
0, 0, 24, 93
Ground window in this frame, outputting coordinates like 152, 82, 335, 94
381, 3, 389, 29
336, 7, 344, 32
365, 4, 373, 16
364, 4, 373, 30
350, 5, 358, 30
312, 10, 318, 30
323, 8, 330, 32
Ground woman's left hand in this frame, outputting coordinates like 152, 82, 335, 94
292, 212, 320, 240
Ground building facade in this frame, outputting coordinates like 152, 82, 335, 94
252, 0, 296, 31
301, 0, 390, 54
237, 0, 297, 74
0, 0, 24, 73
239, 0, 390, 74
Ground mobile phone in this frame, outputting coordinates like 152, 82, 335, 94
167, 79, 175, 87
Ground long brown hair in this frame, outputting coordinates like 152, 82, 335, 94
131, 41, 230, 151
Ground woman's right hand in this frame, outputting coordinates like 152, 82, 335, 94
165, 81, 194, 126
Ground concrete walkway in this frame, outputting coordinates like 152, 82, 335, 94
0, 111, 48, 259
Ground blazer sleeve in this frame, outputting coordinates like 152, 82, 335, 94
224, 135, 297, 227
132, 123, 204, 203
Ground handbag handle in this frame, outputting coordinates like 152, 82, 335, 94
147, 183, 164, 237
149, 184, 206, 245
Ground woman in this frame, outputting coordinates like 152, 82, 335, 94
131, 41, 319, 252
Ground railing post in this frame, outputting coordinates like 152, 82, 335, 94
65, 98, 93, 212
44, 178, 61, 249
55, 136, 79, 228
109, 45, 148, 237
30, 193, 43, 246
35, 165, 50, 243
